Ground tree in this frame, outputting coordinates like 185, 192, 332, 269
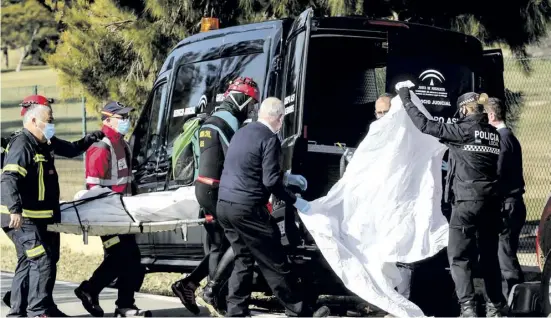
46, 0, 550, 116
1, 0, 58, 71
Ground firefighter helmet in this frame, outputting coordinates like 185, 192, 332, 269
223, 77, 260, 102
20, 95, 52, 116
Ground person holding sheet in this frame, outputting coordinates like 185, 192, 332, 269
397, 87, 508, 317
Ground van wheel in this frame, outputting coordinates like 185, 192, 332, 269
542, 254, 551, 316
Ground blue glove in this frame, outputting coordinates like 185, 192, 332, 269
441, 160, 449, 171
293, 197, 311, 214
284, 172, 308, 191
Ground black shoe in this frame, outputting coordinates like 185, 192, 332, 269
47, 308, 70, 317
171, 278, 200, 315
202, 280, 217, 306
114, 306, 152, 317
486, 302, 508, 317
3, 291, 11, 308
460, 301, 477, 317
74, 281, 104, 317
313, 305, 331, 317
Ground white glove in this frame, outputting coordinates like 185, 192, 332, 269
293, 197, 312, 214
283, 171, 308, 191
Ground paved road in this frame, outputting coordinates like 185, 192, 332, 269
0, 272, 282, 317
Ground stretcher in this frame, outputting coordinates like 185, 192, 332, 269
47, 187, 208, 244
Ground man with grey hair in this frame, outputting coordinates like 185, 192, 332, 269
485, 97, 526, 296
1, 96, 103, 317
216, 97, 328, 317
375, 93, 393, 119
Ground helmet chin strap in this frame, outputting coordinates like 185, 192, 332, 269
229, 92, 252, 111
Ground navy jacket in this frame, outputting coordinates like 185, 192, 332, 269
218, 122, 297, 206
497, 126, 525, 197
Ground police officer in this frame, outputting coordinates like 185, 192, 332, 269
397, 88, 508, 317
171, 77, 260, 314
484, 97, 527, 296
216, 97, 329, 317
1, 100, 103, 317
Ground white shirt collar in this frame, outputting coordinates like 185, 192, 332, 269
496, 122, 507, 130
258, 119, 276, 134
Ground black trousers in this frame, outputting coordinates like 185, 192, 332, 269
186, 209, 230, 283
448, 199, 506, 305
87, 234, 144, 308
498, 196, 526, 294
217, 200, 310, 317
5, 222, 58, 317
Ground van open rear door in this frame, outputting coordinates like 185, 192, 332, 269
281, 8, 313, 146
385, 27, 483, 124
479, 49, 505, 101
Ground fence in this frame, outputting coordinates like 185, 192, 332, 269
1, 56, 550, 267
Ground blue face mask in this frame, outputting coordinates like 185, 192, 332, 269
116, 119, 130, 135
40, 122, 55, 141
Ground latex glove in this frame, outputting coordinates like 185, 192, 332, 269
397, 87, 412, 104
441, 160, 449, 171
9, 213, 22, 229
284, 172, 308, 191
293, 197, 312, 214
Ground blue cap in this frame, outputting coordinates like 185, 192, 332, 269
101, 101, 134, 120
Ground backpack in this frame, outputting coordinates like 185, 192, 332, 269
172, 112, 238, 184
172, 116, 204, 184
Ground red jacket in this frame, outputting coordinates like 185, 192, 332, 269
85, 126, 132, 195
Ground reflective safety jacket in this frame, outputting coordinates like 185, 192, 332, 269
1, 129, 61, 227
85, 126, 132, 195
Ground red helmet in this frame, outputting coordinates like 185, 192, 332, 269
20, 95, 51, 116
223, 77, 260, 102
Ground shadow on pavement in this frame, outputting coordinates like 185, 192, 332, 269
70, 307, 211, 317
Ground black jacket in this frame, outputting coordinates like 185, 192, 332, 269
404, 103, 500, 202
218, 122, 297, 206
497, 127, 525, 197
1, 129, 61, 227
1, 130, 96, 227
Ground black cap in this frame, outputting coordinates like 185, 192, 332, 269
101, 101, 134, 120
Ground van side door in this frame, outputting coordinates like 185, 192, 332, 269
478, 49, 505, 101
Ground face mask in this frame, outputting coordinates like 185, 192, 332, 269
116, 119, 130, 135
38, 121, 55, 141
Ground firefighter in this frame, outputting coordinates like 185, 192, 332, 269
1, 98, 103, 317
73, 101, 150, 317
2, 95, 105, 317
171, 77, 260, 314
397, 87, 508, 317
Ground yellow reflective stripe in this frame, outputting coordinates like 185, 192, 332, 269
33, 154, 47, 201
25, 245, 46, 258
0, 205, 9, 214
103, 236, 120, 249
2, 164, 27, 177
21, 209, 53, 218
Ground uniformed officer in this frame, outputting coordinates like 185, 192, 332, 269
397, 88, 508, 317
216, 97, 329, 317
171, 77, 260, 314
484, 97, 527, 296
1, 101, 103, 317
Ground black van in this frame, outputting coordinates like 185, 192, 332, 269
129, 7, 505, 315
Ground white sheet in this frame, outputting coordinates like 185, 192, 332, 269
298, 84, 449, 317
48, 187, 202, 236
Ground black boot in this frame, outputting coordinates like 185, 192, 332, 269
74, 281, 104, 317
171, 278, 200, 315
202, 280, 217, 306
3, 291, 10, 308
114, 306, 152, 317
486, 302, 509, 317
460, 301, 477, 317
